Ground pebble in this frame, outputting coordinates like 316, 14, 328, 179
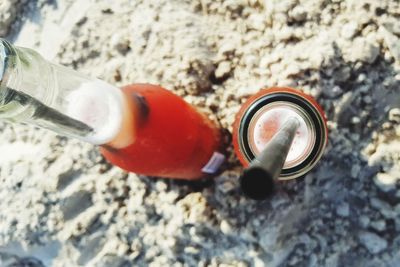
347, 38, 380, 63
323, 85, 343, 98
351, 165, 361, 178
370, 197, 396, 219
220, 220, 232, 234
359, 215, 371, 228
218, 42, 236, 57
110, 33, 131, 54
381, 26, 400, 62
60, 190, 93, 221
290, 6, 307, 22
335, 92, 356, 126
214, 61, 232, 79
351, 116, 361, 124
341, 22, 359, 39
370, 220, 386, 232
363, 96, 372, 104
358, 231, 388, 254
374, 173, 397, 192
0, 0, 21, 36
336, 202, 350, 217
333, 66, 351, 82
247, 14, 265, 31
388, 108, 400, 123
95, 255, 130, 267
382, 19, 400, 35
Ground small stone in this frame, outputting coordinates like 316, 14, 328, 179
389, 108, 400, 123
359, 86, 370, 94
358, 231, 388, 254
290, 6, 307, 22
381, 26, 400, 62
357, 73, 367, 82
370, 197, 395, 219
333, 66, 351, 82
324, 85, 343, 98
60, 190, 93, 221
382, 20, 400, 35
220, 220, 232, 234
184, 246, 199, 254
347, 38, 380, 63
110, 33, 130, 54
219, 180, 235, 194
77, 233, 106, 265
95, 255, 130, 267
214, 61, 232, 79
351, 164, 361, 178
0, 0, 21, 36
218, 43, 236, 57
363, 96, 372, 104
247, 14, 265, 31
155, 181, 167, 191
341, 22, 359, 39
371, 220, 386, 232
336, 203, 350, 217
359, 215, 370, 228
374, 173, 397, 192
383, 122, 393, 130
335, 92, 356, 126
254, 257, 267, 267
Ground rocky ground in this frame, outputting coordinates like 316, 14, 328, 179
0, 0, 399, 266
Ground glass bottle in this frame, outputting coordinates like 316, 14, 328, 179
0, 39, 224, 179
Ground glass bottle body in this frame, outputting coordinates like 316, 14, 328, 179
0, 39, 224, 179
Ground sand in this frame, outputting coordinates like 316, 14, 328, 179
0, 0, 400, 266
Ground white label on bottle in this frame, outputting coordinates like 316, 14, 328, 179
201, 152, 225, 174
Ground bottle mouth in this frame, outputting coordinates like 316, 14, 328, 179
237, 90, 328, 180
247, 101, 316, 169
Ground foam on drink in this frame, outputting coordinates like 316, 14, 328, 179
248, 102, 316, 169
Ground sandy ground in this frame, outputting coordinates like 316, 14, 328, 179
0, 0, 400, 266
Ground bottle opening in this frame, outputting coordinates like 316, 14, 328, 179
65, 80, 124, 145
247, 101, 316, 169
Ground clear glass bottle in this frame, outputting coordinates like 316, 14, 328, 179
0, 39, 225, 180
0, 38, 124, 144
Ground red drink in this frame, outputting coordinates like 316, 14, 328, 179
100, 84, 224, 179
233, 87, 328, 180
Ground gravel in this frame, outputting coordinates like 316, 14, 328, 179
358, 231, 388, 254
0, 0, 400, 266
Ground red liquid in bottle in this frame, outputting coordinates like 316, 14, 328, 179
100, 84, 223, 179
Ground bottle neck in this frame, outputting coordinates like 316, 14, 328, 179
0, 38, 124, 145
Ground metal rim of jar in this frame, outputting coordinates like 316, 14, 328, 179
237, 91, 327, 180
247, 101, 317, 169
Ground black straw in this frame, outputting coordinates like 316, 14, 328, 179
240, 117, 300, 200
